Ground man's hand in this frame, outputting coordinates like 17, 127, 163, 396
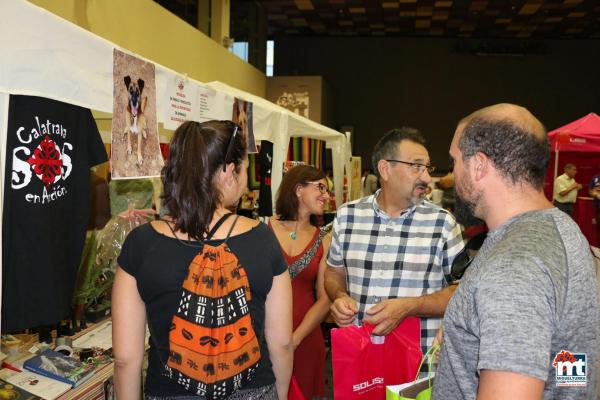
432, 326, 444, 347
363, 298, 418, 336
330, 294, 358, 327
577, 183, 583, 190
431, 326, 444, 362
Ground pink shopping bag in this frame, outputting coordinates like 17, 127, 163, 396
332, 317, 422, 400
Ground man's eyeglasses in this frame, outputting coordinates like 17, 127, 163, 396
385, 159, 436, 175
305, 182, 329, 194
223, 123, 239, 172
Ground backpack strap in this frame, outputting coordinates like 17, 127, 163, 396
162, 218, 177, 236
222, 215, 241, 244
160, 213, 233, 245
205, 212, 233, 240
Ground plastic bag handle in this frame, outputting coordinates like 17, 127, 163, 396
413, 342, 441, 384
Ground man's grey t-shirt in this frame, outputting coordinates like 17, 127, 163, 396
432, 208, 599, 399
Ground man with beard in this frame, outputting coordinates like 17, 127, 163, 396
324, 127, 464, 358
433, 104, 599, 399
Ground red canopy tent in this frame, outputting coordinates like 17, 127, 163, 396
548, 113, 600, 151
545, 113, 600, 197
545, 113, 600, 246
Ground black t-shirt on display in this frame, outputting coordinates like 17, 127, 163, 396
257, 141, 273, 217
2, 95, 108, 331
117, 221, 287, 396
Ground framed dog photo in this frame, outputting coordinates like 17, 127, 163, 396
111, 49, 163, 179
232, 98, 258, 154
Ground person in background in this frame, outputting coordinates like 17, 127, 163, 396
427, 181, 444, 207
361, 169, 378, 197
325, 127, 464, 359
433, 103, 599, 399
553, 163, 582, 218
269, 165, 331, 400
112, 120, 293, 400
437, 170, 455, 212
590, 171, 600, 243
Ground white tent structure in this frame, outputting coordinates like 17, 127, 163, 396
0, 1, 350, 205
0, 0, 350, 212
0, 0, 350, 326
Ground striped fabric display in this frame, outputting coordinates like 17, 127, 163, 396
287, 137, 325, 169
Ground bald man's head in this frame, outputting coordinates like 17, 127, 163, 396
456, 103, 550, 189
459, 103, 546, 140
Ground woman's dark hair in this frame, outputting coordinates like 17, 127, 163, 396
161, 120, 246, 240
276, 165, 326, 226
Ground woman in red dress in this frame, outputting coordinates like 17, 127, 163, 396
269, 165, 332, 400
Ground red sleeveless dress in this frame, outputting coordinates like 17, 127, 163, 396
277, 226, 328, 399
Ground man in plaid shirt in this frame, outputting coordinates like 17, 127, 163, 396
325, 127, 464, 354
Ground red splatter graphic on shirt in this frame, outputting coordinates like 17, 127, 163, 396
27, 136, 63, 187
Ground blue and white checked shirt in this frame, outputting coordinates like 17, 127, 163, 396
328, 190, 464, 353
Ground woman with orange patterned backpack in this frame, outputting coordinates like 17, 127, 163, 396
113, 120, 293, 399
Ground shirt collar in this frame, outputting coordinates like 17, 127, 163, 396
371, 189, 416, 220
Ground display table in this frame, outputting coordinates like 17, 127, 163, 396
0, 319, 115, 400
60, 319, 114, 400
58, 364, 113, 400
574, 197, 598, 247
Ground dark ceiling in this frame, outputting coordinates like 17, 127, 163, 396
254, 0, 600, 39
155, 0, 600, 40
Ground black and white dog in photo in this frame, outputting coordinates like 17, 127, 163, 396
123, 75, 148, 164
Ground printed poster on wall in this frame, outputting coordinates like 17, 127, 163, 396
163, 75, 199, 130
232, 98, 257, 154
276, 91, 309, 118
111, 49, 163, 179
197, 85, 233, 121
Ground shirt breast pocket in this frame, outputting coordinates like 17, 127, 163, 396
403, 234, 441, 270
